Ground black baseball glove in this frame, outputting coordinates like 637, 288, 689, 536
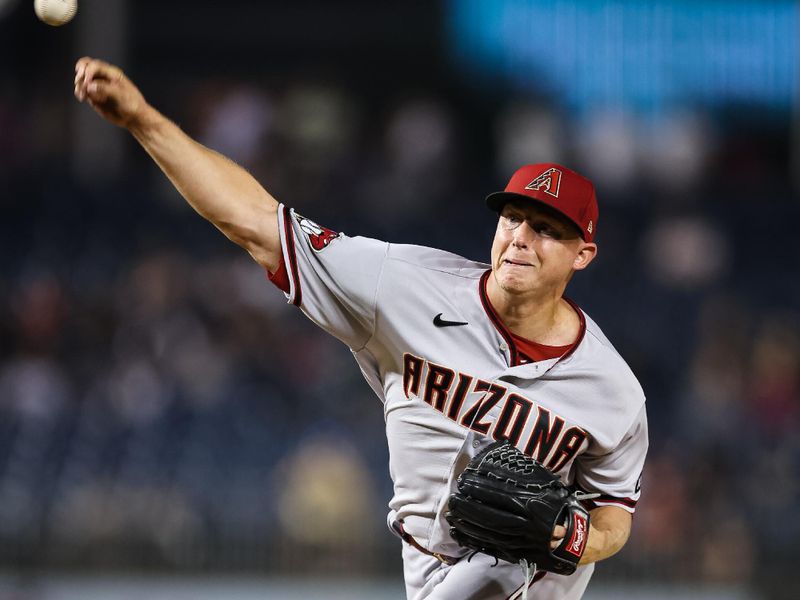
445, 440, 592, 575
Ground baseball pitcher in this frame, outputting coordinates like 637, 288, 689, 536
74, 57, 647, 600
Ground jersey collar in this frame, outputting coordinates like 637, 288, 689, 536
478, 269, 586, 368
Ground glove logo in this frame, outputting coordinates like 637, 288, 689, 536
565, 513, 588, 558
296, 213, 340, 252
525, 168, 562, 198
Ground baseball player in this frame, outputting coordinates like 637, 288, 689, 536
74, 57, 647, 600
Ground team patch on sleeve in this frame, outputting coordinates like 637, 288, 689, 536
296, 213, 340, 252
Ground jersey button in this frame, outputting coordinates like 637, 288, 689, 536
499, 342, 507, 352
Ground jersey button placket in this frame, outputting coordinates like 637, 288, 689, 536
498, 341, 511, 367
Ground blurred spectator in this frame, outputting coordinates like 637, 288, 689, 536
747, 313, 800, 436
494, 102, 564, 176
643, 216, 729, 290
197, 85, 274, 170
357, 97, 456, 225
0, 357, 70, 420
49, 480, 202, 566
675, 296, 749, 445
275, 433, 379, 568
627, 454, 691, 577
9, 270, 68, 354
640, 111, 715, 195
573, 110, 638, 194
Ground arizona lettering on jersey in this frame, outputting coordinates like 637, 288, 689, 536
402, 353, 588, 472
269, 205, 648, 600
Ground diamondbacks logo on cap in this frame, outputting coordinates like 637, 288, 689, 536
525, 167, 562, 198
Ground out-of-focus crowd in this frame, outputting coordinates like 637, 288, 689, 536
1, 70, 798, 596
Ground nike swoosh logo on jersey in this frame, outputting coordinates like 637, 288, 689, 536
433, 313, 468, 328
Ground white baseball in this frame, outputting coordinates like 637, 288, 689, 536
34, 0, 78, 26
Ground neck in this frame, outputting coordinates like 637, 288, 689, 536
485, 272, 578, 345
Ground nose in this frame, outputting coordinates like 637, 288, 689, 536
511, 221, 535, 247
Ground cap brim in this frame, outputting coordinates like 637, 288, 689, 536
486, 191, 525, 213
485, 191, 586, 240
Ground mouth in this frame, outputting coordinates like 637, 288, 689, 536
502, 258, 533, 267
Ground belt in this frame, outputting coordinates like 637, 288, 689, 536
391, 519, 460, 566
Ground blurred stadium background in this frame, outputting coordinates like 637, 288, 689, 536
1, 0, 799, 598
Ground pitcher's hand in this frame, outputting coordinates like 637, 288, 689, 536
74, 57, 148, 129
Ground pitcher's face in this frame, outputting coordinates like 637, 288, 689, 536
490, 202, 596, 297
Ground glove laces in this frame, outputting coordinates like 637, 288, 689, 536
573, 491, 600, 502
519, 559, 536, 600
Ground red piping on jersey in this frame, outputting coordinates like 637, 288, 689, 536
479, 270, 519, 365
479, 270, 586, 367
593, 495, 638, 509
282, 205, 302, 307
558, 297, 586, 361
391, 520, 459, 566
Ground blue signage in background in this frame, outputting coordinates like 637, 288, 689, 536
447, 0, 798, 115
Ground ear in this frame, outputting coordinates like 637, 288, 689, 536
572, 242, 597, 271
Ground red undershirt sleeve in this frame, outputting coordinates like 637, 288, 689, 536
266, 256, 290, 294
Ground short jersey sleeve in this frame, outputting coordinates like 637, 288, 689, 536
573, 403, 648, 513
272, 204, 389, 349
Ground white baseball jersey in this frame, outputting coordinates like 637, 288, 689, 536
269, 205, 648, 600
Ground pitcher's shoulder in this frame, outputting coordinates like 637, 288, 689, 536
575, 312, 646, 404
385, 243, 488, 280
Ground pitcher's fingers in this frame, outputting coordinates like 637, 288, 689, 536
83, 59, 123, 88
75, 60, 102, 100
74, 59, 89, 99
75, 79, 88, 102
75, 72, 97, 102
86, 80, 114, 103
74, 56, 95, 86
75, 56, 95, 70
552, 525, 566, 540
82, 59, 106, 87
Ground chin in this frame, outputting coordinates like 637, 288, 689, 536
500, 281, 532, 296
494, 270, 534, 295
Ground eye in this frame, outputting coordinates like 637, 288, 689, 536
501, 213, 523, 230
533, 222, 561, 239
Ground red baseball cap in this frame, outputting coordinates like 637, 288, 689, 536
486, 163, 599, 242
